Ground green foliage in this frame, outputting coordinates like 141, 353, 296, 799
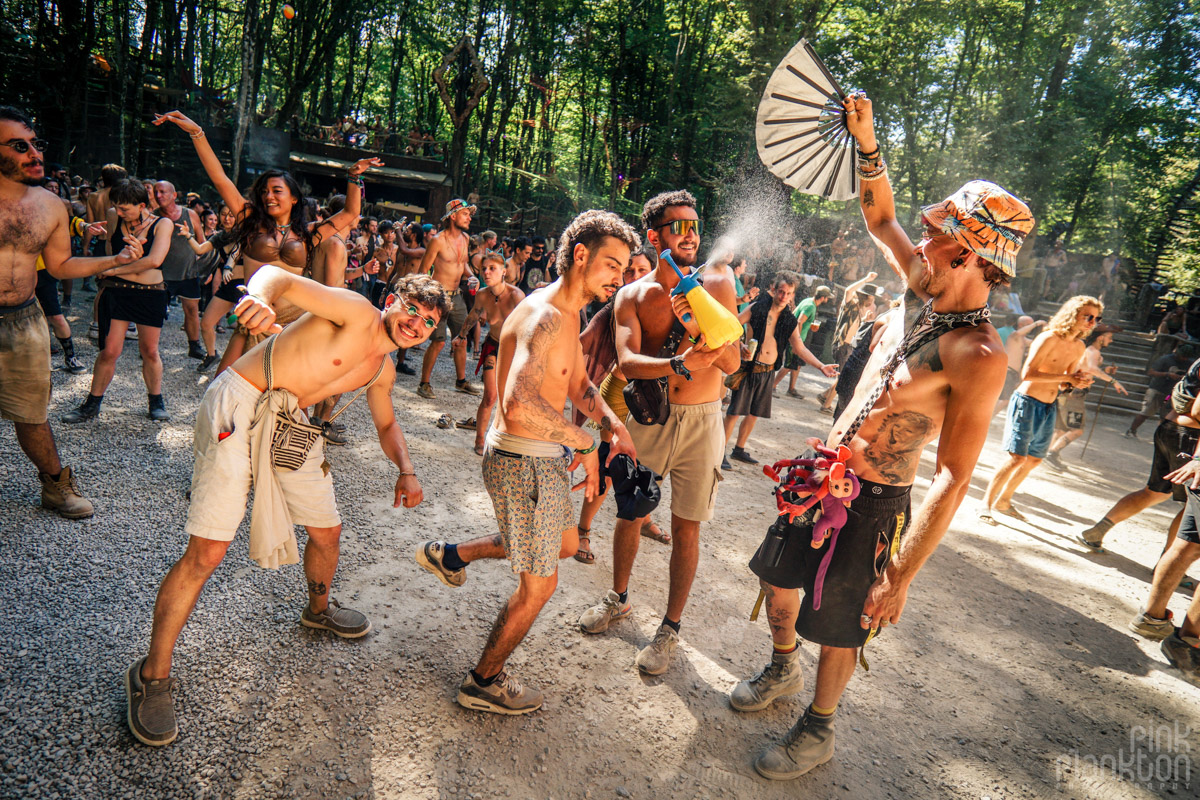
2, 0, 1197, 280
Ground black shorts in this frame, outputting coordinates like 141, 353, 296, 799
96, 280, 167, 348
1177, 488, 1200, 544
727, 367, 774, 419
461, 279, 476, 312
165, 278, 202, 300
749, 479, 911, 649
213, 277, 245, 304
34, 269, 61, 318
1148, 419, 1199, 501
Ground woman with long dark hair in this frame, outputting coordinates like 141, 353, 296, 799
153, 110, 381, 374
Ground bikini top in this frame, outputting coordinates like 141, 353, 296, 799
245, 227, 306, 270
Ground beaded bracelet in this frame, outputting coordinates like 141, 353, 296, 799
575, 439, 599, 456
347, 175, 365, 187
189, 131, 206, 139
858, 163, 890, 183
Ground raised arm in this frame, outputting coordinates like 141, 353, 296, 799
364, 361, 423, 509
862, 337, 1006, 627
153, 111, 245, 216
843, 270, 877, 297
320, 158, 383, 234
842, 93, 920, 291
235, 265, 375, 335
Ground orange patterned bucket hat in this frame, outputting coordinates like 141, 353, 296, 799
921, 180, 1034, 277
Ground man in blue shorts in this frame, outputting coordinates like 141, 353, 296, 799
980, 295, 1099, 522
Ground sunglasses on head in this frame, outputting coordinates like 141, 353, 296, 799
1, 139, 49, 154
402, 297, 437, 329
653, 219, 704, 237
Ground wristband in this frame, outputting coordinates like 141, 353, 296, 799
688, 335, 699, 344
398, 470, 416, 476
575, 440, 598, 456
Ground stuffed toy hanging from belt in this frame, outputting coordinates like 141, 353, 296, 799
763, 437, 861, 609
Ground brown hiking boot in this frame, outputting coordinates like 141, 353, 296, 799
39, 466, 94, 519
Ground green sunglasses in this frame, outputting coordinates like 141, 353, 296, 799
403, 298, 438, 329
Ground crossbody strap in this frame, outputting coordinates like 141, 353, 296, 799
326, 358, 388, 423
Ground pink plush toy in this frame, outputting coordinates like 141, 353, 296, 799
763, 438, 861, 609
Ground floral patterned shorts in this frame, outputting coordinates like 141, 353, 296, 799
483, 447, 574, 577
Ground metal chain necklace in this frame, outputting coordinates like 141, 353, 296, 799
841, 299, 990, 443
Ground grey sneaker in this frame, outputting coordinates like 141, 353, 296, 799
1161, 631, 1200, 687
300, 598, 371, 638
579, 589, 631, 634
197, 354, 220, 373
1076, 524, 1107, 552
415, 540, 466, 588
754, 707, 835, 781
457, 670, 543, 715
455, 379, 481, 396
125, 658, 178, 747
635, 624, 679, 675
417, 382, 435, 399
730, 649, 804, 712
1045, 451, 1066, 471
1129, 610, 1175, 641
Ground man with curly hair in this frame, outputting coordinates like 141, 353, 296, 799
980, 295, 1100, 523
414, 210, 639, 715
126, 267, 448, 747
578, 189, 742, 676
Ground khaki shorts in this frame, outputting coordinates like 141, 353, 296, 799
431, 291, 468, 342
184, 369, 340, 541
627, 400, 724, 522
0, 301, 51, 424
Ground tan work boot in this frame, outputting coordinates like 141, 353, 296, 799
39, 466, 95, 519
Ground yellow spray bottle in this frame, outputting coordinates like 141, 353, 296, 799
660, 249, 744, 349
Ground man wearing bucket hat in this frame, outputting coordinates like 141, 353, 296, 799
743, 91, 1033, 782
413, 198, 481, 398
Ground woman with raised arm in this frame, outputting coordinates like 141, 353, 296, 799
153, 110, 381, 374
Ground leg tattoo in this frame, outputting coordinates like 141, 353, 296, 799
307, 580, 328, 596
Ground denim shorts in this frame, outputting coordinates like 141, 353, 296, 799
1002, 392, 1056, 459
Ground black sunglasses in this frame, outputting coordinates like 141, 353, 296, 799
1, 139, 49, 154
1082, 313, 1102, 323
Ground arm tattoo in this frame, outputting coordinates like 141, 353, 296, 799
862, 410, 935, 483
307, 580, 328, 596
863, 189, 875, 208
582, 384, 598, 415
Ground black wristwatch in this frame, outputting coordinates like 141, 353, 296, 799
670, 355, 692, 381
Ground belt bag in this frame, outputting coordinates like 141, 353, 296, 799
623, 318, 686, 426
262, 335, 383, 471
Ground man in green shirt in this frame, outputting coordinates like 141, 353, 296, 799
775, 285, 833, 396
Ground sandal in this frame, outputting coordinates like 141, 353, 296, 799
977, 508, 997, 526
573, 528, 595, 564
993, 505, 1026, 522
640, 519, 671, 545
436, 414, 453, 429
457, 417, 477, 430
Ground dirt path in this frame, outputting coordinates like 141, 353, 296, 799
0, 320, 1195, 799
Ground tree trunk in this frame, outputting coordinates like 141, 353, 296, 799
231, 0, 262, 181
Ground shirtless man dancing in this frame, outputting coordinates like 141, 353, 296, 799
126, 266, 448, 746
415, 198, 480, 399
0, 106, 141, 519
453, 250, 525, 454
414, 210, 638, 714
578, 190, 741, 675
738, 92, 1033, 781
980, 295, 1098, 523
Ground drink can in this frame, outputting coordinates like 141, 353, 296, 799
747, 339, 759, 359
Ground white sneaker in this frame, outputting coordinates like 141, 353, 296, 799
578, 589, 631, 634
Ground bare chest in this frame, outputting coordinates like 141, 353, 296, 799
0, 197, 54, 255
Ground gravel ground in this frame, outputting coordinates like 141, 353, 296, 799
1, 294, 1196, 800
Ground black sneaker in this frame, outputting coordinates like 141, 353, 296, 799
187, 342, 206, 360
148, 397, 171, 422
62, 397, 101, 424
397, 361, 417, 376
320, 420, 347, 445
125, 658, 178, 747
300, 598, 371, 638
722, 455, 734, 471
63, 354, 86, 374
731, 447, 758, 465
197, 354, 220, 373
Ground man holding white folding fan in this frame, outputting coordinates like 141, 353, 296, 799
739, 89, 1034, 782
